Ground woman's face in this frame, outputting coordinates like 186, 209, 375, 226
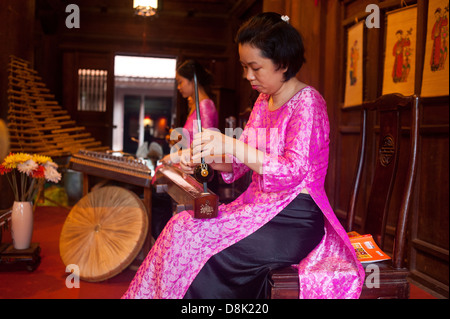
238, 43, 287, 95
176, 73, 194, 99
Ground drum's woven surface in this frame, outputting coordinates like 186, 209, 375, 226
60, 186, 148, 282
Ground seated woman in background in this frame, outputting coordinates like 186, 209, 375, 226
123, 12, 364, 299
162, 59, 218, 160
152, 60, 218, 239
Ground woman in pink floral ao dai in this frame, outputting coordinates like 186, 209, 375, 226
122, 12, 364, 299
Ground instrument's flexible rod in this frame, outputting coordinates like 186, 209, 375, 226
193, 71, 208, 193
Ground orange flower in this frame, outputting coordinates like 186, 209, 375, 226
31, 165, 45, 178
0, 164, 12, 175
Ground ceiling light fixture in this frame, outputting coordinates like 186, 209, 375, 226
133, 0, 158, 17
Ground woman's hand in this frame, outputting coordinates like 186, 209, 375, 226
179, 148, 196, 174
160, 154, 172, 165
191, 129, 234, 173
193, 128, 264, 174
192, 129, 231, 162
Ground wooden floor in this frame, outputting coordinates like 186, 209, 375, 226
0, 206, 442, 299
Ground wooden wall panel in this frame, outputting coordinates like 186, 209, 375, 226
416, 133, 449, 248
0, 0, 35, 119
322, 0, 342, 204
62, 51, 115, 147
334, 120, 362, 222
410, 97, 449, 296
336, 0, 449, 298
0, 0, 36, 210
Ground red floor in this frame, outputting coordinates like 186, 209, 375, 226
0, 206, 440, 299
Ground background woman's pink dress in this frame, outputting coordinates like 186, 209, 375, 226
183, 98, 218, 144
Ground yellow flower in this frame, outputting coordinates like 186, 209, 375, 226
1, 152, 61, 202
2, 153, 32, 169
32, 154, 52, 164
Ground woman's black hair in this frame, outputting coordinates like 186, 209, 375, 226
235, 12, 306, 81
176, 60, 214, 95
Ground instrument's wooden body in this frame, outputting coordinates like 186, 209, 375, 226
154, 165, 218, 219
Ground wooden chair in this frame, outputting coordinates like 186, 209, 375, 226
269, 93, 420, 299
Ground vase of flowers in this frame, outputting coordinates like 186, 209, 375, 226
0, 153, 61, 249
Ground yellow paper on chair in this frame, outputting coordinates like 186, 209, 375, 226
421, 0, 449, 97
344, 22, 364, 107
382, 6, 418, 96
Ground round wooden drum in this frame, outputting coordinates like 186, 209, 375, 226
59, 186, 148, 282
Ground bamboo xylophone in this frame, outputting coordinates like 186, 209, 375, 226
6, 55, 108, 157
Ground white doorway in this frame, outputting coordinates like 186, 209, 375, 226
113, 55, 177, 155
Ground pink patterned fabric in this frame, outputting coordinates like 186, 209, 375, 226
122, 86, 364, 299
183, 99, 218, 144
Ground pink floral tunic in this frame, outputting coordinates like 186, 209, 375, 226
183, 99, 218, 144
122, 86, 364, 299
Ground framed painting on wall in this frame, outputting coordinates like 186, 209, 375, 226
344, 21, 364, 107
382, 5, 418, 96
421, 0, 449, 97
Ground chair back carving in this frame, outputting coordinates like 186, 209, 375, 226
346, 93, 419, 269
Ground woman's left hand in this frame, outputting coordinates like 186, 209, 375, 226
179, 148, 196, 174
